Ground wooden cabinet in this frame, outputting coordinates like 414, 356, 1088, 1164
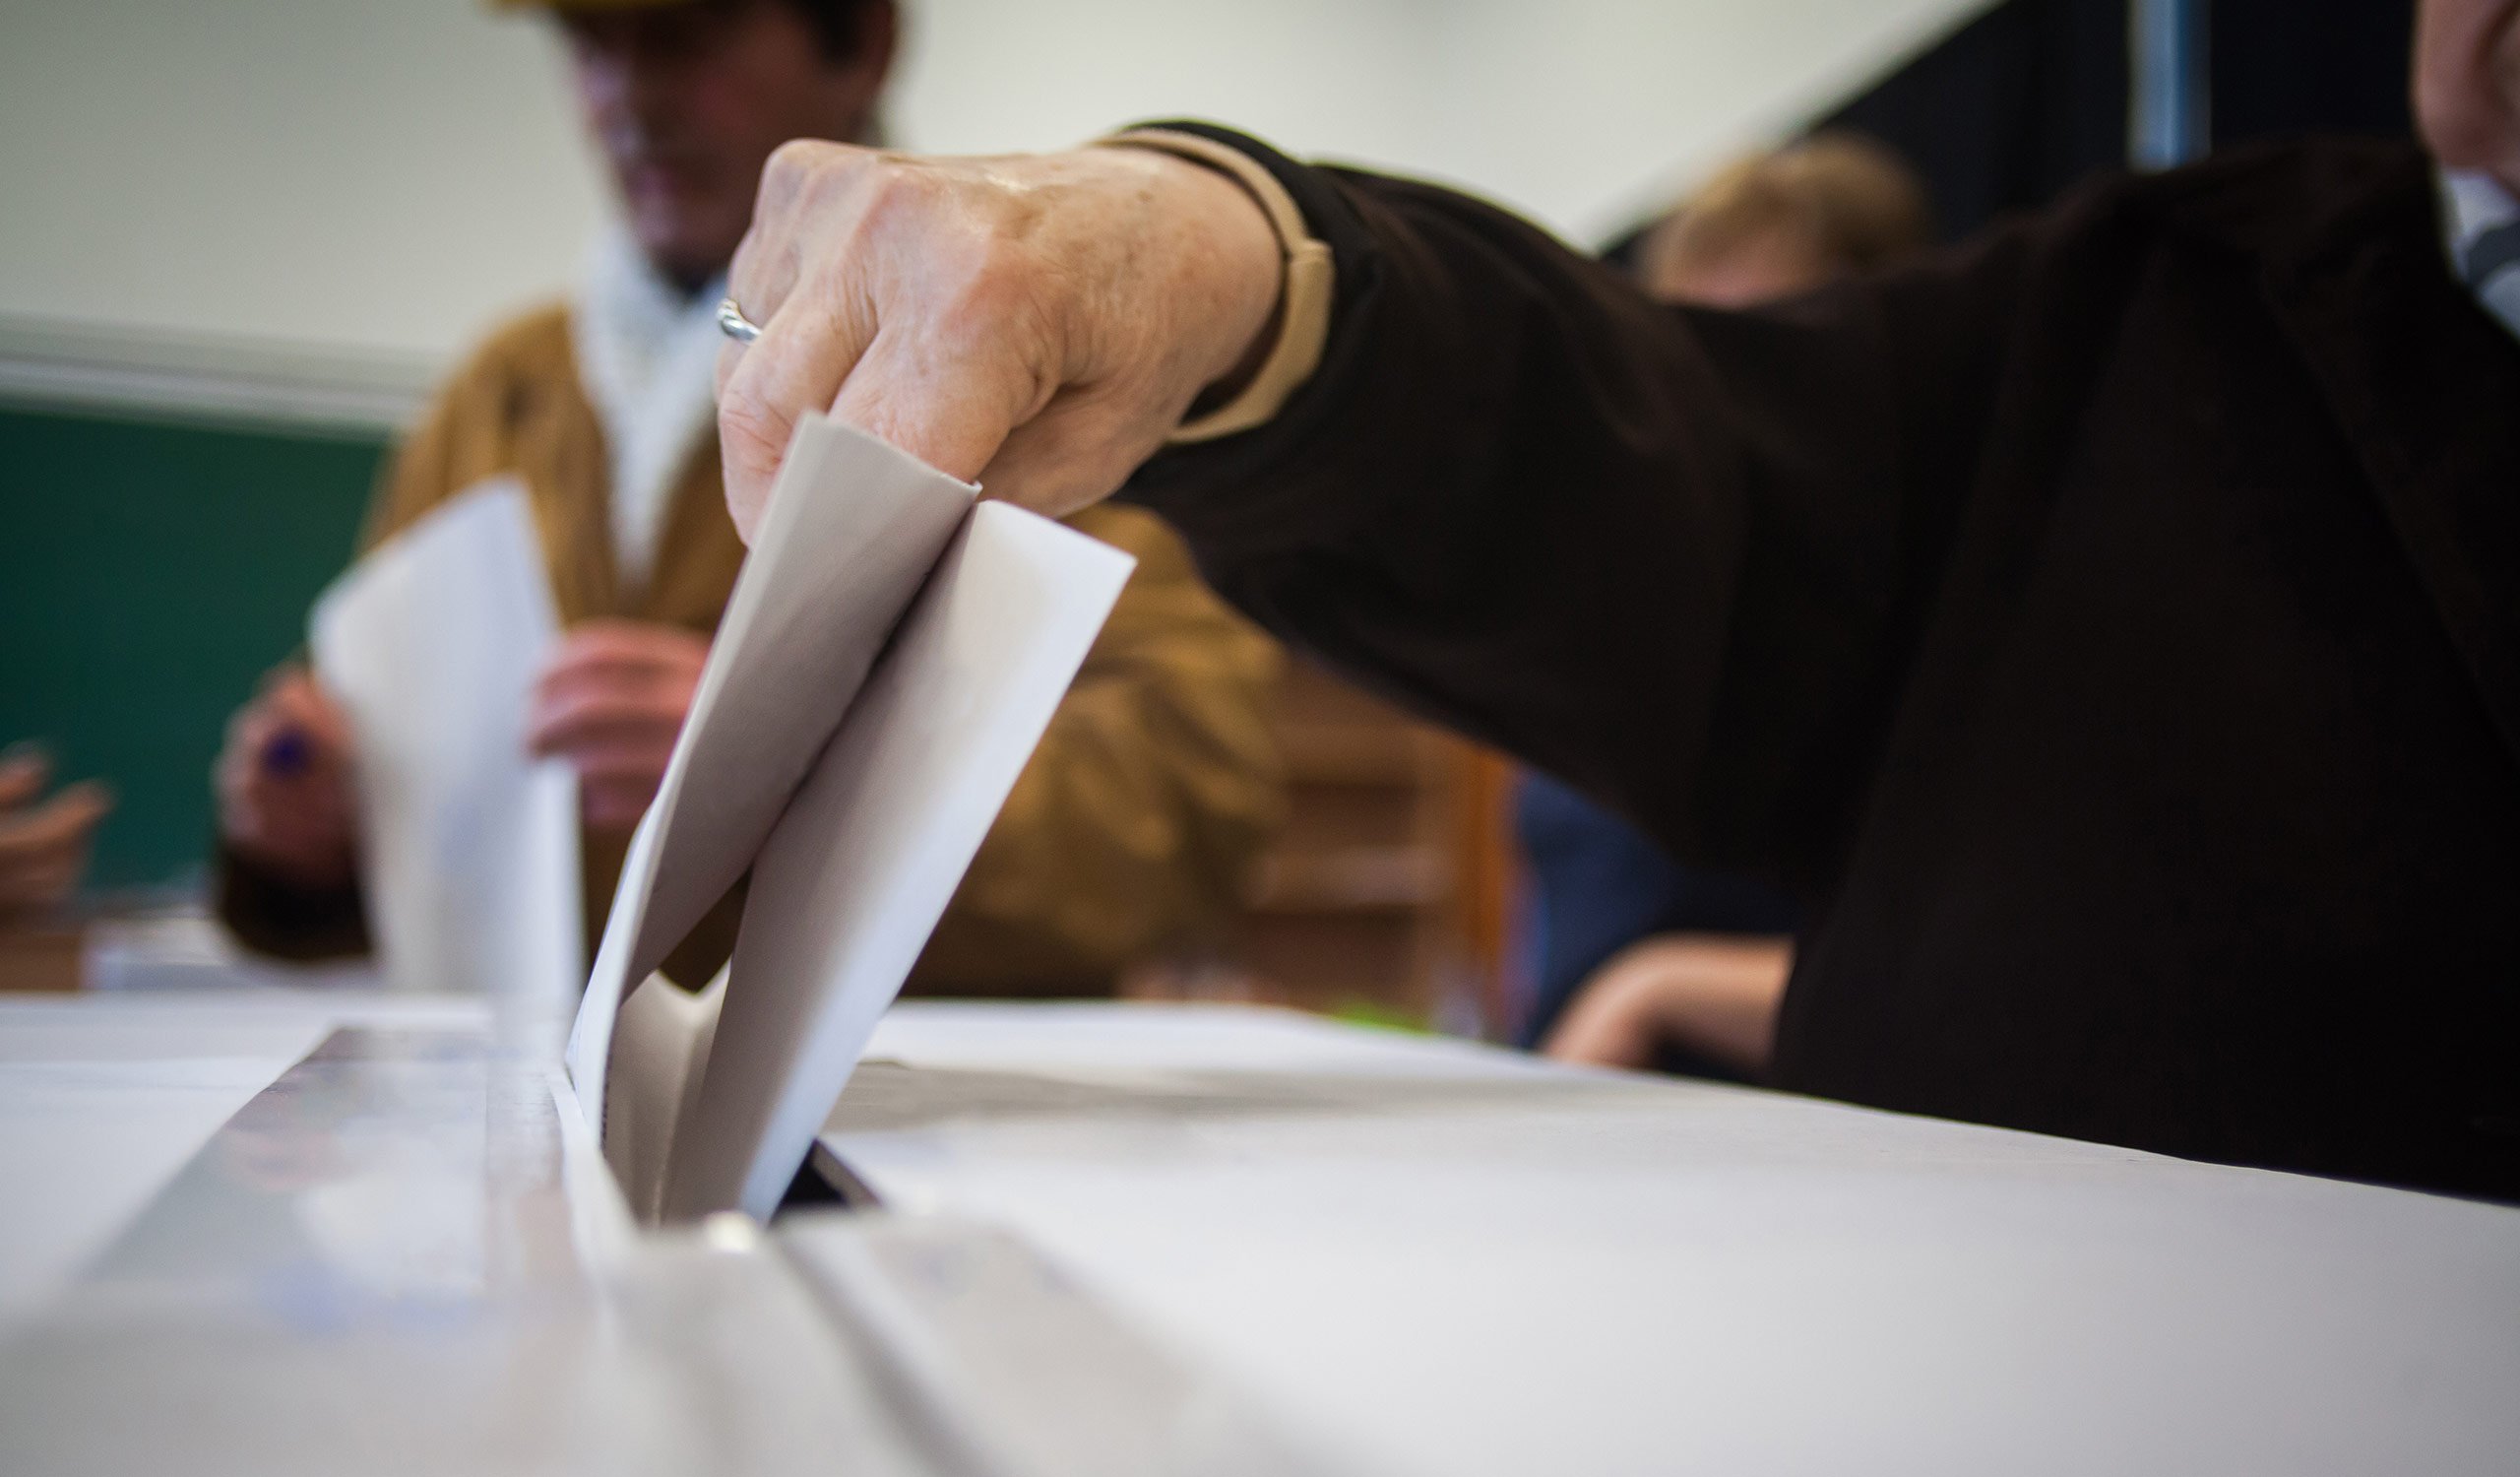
1124, 659, 1520, 1034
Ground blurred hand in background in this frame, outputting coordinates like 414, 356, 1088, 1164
216, 667, 358, 892
0, 743, 113, 916
1543, 935, 1794, 1078
527, 619, 709, 837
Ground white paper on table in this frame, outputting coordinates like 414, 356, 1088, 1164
565, 415, 1130, 1223
309, 481, 582, 1012
564, 417, 975, 1131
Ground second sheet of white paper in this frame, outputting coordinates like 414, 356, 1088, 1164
567, 415, 1134, 1222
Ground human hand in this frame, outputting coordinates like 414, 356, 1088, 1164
0, 744, 113, 915
1542, 934, 1795, 1078
216, 668, 359, 892
715, 139, 1284, 534
527, 619, 710, 836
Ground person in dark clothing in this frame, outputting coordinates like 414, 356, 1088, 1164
705, 0, 2520, 1200
1516, 770, 1798, 1060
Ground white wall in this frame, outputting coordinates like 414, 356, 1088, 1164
0, 0, 1984, 407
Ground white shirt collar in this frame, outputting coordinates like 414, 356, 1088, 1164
568, 224, 726, 596
2440, 167, 2520, 345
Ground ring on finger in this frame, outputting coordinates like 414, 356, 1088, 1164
717, 297, 763, 345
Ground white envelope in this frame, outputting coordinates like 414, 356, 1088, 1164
310, 481, 583, 1019
567, 416, 1134, 1223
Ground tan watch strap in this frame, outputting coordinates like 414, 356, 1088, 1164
1096, 128, 1336, 444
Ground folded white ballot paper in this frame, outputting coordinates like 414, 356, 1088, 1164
565, 415, 1135, 1223
309, 481, 584, 1012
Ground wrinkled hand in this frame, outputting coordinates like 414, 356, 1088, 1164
217, 669, 358, 892
528, 619, 709, 836
0, 745, 113, 915
716, 141, 1283, 534
1542, 934, 1795, 1078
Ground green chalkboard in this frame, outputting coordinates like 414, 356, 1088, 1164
0, 405, 385, 889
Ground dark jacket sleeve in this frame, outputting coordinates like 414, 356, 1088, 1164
216, 846, 369, 961
1122, 124, 2045, 895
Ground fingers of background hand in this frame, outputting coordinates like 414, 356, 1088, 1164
536, 621, 706, 699
578, 776, 664, 833
0, 781, 113, 867
262, 670, 352, 754
534, 623, 703, 753
527, 637, 695, 740
0, 745, 53, 810
1540, 977, 1661, 1070
227, 670, 350, 783
217, 686, 355, 866
529, 670, 693, 759
216, 703, 278, 814
219, 762, 345, 841
222, 707, 347, 812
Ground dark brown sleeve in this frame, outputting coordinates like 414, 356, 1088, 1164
1120, 124, 2041, 895
215, 843, 371, 961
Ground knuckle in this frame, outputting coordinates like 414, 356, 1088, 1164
760, 137, 842, 198
856, 154, 935, 219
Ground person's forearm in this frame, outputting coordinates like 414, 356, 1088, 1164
715, 126, 2022, 886
1121, 158, 1790, 876
1648, 935, 1794, 1075
1122, 137, 2023, 885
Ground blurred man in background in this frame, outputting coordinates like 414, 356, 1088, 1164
214, 0, 1283, 994
1528, 134, 1932, 1078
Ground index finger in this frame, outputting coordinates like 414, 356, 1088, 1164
717, 143, 882, 537
0, 745, 51, 810
0, 780, 113, 857
545, 619, 701, 674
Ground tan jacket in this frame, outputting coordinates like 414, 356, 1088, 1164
221, 304, 1284, 995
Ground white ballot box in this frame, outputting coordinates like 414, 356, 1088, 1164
821, 1002, 2520, 1477
5, 992, 2519, 1477
0, 994, 1337, 1477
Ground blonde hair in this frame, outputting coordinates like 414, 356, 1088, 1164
1645, 133, 1935, 289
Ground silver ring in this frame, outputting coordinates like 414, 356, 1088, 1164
717, 296, 762, 345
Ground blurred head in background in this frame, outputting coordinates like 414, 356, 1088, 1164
2415, 0, 2520, 190
544, 0, 899, 290
1640, 132, 1934, 307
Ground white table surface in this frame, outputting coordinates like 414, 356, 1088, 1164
831, 1001, 2520, 1477
0, 988, 487, 1320
9, 990, 2518, 1477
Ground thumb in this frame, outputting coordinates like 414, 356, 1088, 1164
0, 744, 53, 809
975, 385, 1176, 519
